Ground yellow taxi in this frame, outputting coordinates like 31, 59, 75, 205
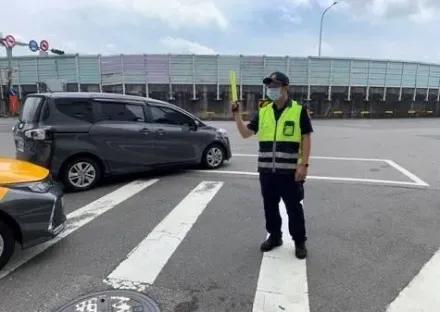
0, 157, 66, 270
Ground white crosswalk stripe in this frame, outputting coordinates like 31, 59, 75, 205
253, 200, 309, 312
0, 177, 437, 312
105, 181, 224, 286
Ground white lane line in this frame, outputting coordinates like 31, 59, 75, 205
233, 154, 387, 162
191, 170, 426, 187
253, 200, 309, 312
0, 179, 159, 280
386, 249, 440, 312
384, 159, 430, 186
105, 181, 224, 286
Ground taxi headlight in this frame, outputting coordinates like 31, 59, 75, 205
28, 181, 51, 193
5, 181, 51, 193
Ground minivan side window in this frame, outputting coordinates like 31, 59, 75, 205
95, 101, 145, 122
20, 96, 44, 123
55, 99, 94, 123
149, 105, 194, 126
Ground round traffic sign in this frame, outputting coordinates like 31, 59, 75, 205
4, 35, 15, 48
28, 40, 39, 52
39, 40, 49, 52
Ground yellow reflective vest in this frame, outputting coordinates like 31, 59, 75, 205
257, 100, 302, 174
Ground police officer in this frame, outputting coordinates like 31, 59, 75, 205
232, 72, 313, 259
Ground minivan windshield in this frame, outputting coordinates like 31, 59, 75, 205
20, 96, 44, 123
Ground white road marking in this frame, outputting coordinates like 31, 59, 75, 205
386, 249, 440, 312
253, 200, 309, 312
233, 153, 388, 162
230, 154, 430, 187
0, 179, 159, 280
191, 170, 426, 187
105, 181, 224, 286
384, 159, 429, 186
341, 123, 372, 127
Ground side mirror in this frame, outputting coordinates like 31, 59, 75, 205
190, 120, 199, 131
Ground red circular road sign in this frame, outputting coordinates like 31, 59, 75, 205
4, 35, 15, 48
39, 40, 49, 52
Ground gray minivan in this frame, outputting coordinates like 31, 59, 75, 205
13, 92, 232, 191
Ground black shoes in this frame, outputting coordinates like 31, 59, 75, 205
295, 241, 307, 260
260, 235, 308, 260
260, 236, 283, 252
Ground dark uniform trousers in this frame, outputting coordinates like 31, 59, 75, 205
259, 172, 306, 243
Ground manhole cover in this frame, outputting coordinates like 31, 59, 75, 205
54, 290, 160, 312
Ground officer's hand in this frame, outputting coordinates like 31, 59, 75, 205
231, 101, 240, 120
231, 101, 240, 114
295, 164, 308, 181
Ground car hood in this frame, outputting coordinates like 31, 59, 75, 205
202, 125, 217, 131
0, 158, 49, 184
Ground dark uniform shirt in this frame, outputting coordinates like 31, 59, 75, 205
247, 98, 313, 135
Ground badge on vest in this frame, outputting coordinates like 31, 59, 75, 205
283, 121, 295, 136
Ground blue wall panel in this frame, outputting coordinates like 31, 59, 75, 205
194, 55, 217, 84
368, 61, 386, 87
79, 56, 100, 84
264, 56, 287, 77
122, 54, 146, 84
331, 59, 350, 86
288, 58, 308, 85
351, 59, 369, 86
242, 56, 264, 85
416, 64, 430, 88
401, 63, 417, 87
428, 66, 440, 88
56, 57, 77, 83
386, 62, 402, 87
218, 55, 240, 84
36, 58, 57, 81
309, 58, 331, 85
100, 55, 122, 85
170, 54, 193, 84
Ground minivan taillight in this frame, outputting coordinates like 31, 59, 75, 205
24, 128, 47, 140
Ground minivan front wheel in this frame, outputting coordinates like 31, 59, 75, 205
62, 157, 101, 192
0, 221, 15, 270
202, 144, 225, 169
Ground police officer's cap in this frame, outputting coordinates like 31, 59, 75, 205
262, 72, 289, 86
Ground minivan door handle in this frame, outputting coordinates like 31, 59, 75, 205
156, 128, 164, 135
139, 127, 150, 133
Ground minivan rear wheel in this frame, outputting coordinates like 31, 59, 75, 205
61, 156, 101, 192
0, 221, 15, 270
201, 144, 225, 169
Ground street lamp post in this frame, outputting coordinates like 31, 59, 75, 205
318, 1, 339, 57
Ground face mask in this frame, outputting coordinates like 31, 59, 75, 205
266, 88, 281, 101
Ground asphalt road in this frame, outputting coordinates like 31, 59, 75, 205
0, 117, 439, 312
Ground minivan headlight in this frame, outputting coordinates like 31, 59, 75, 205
217, 128, 228, 136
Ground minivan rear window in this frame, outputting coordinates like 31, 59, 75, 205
20, 96, 44, 123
